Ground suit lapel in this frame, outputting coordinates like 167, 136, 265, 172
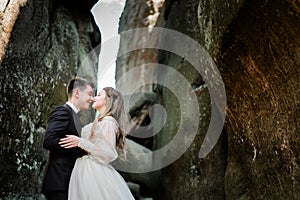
65, 104, 83, 136
72, 111, 83, 137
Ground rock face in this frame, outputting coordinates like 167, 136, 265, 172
0, 0, 100, 198
221, 1, 300, 199
117, 0, 164, 93
116, 0, 300, 199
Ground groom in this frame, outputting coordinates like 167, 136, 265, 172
41, 77, 95, 200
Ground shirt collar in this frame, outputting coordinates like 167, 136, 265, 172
66, 102, 79, 113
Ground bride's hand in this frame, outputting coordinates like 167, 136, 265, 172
59, 135, 80, 148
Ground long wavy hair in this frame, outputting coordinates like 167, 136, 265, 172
91, 87, 129, 159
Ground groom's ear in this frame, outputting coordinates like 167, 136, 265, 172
74, 88, 80, 98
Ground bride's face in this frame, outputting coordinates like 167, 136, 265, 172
92, 90, 107, 110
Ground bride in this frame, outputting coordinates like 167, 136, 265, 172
59, 87, 134, 200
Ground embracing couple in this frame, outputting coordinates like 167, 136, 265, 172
41, 77, 134, 200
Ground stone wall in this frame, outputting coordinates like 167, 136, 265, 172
0, 0, 100, 198
116, 0, 300, 199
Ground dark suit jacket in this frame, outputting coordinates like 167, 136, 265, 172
41, 104, 86, 194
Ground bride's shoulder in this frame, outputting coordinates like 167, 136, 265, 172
101, 116, 118, 125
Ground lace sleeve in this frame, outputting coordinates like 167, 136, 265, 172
78, 117, 118, 164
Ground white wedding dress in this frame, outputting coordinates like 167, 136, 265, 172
68, 116, 135, 200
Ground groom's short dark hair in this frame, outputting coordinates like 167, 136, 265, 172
67, 77, 95, 98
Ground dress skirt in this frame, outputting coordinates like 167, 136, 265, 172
68, 155, 135, 200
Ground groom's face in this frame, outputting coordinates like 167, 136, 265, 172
77, 85, 94, 110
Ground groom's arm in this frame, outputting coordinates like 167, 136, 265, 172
43, 106, 69, 150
